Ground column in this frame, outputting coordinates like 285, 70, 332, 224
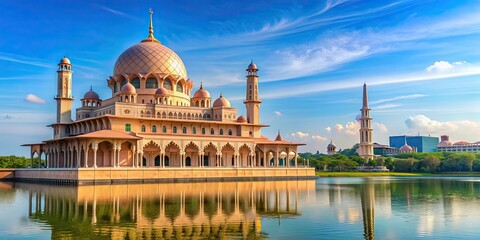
263, 152, 267, 168
307, 158, 309, 168
76, 148, 81, 168
182, 153, 185, 168
139, 152, 143, 168
161, 153, 165, 168
275, 152, 279, 167
63, 150, 66, 168
84, 146, 89, 168
131, 146, 136, 168
294, 153, 298, 168
116, 145, 121, 167
200, 153, 204, 167
93, 146, 98, 168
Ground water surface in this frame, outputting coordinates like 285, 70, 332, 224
1, 177, 479, 239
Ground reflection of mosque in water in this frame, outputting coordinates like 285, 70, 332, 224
21, 180, 314, 239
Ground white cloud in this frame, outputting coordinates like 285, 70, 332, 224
312, 135, 327, 141
25, 94, 46, 104
426, 61, 468, 72
291, 131, 309, 138
374, 104, 402, 110
374, 122, 388, 132
274, 111, 283, 116
405, 115, 480, 142
325, 127, 331, 133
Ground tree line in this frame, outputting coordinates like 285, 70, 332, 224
300, 148, 480, 173
0, 156, 42, 168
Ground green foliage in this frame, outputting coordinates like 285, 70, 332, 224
0, 156, 43, 168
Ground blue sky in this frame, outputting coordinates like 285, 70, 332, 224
2, 0, 480, 156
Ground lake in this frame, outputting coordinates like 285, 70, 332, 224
0, 177, 479, 239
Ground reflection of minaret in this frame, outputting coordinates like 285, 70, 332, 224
360, 180, 375, 240
359, 83, 374, 160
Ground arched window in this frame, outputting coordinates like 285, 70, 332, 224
192, 127, 196, 134
125, 124, 131, 132
162, 126, 167, 133
131, 77, 140, 88
173, 126, 177, 133
182, 127, 186, 134
220, 129, 224, 135
210, 128, 214, 135
146, 78, 157, 88
228, 129, 232, 136
152, 125, 157, 133
176, 82, 183, 93
141, 125, 146, 132
202, 128, 205, 135
163, 78, 172, 90
113, 83, 118, 93
120, 79, 127, 88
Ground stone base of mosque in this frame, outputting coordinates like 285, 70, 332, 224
13, 167, 316, 185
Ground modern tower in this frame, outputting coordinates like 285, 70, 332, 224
358, 83, 374, 160
244, 61, 261, 125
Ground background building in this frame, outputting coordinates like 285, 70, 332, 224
389, 135, 438, 153
437, 135, 480, 153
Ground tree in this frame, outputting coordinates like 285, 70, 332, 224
420, 155, 440, 173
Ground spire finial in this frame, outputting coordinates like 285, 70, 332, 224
220, 92, 223, 97
362, 83, 368, 108
142, 8, 160, 43
90, 85, 92, 91
200, 81, 203, 89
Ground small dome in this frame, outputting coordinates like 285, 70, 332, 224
328, 142, 337, 149
247, 60, 258, 71
121, 82, 136, 94
400, 144, 413, 152
213, 94, 230, 108
237, 115, 247, 123
83, 88, 99, 99
154, 87, 169, 96
193, 83, 211, 98
59, 56, 70, 64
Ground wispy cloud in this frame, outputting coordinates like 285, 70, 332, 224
371, 94, 428, 105
274, 111, 283, 116
374, 104, 402, 110
0, 52, 50, 68
25, 94, 46, 104
95, 5, 136, 20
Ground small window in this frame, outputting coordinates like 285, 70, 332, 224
162, 126, 167, 133
141, 125, 146, 132
228, 129, 232, 136
163, 78, 172, 90
193, 127, 196, 134
220, 129, 224, 135
125, 124, 131, 132
210, 128, 214, 135
152, 125, 157, 133
114, 83, 118, 93
182, 127, 187, 134
146, 78, 157, 88
202, 128, 205, 135
131, 77, 140, 88
173, 126, 177, 133
176, 82, 183, 93
120, 79, 127, 88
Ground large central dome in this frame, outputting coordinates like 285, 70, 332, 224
113, 41, 188, 79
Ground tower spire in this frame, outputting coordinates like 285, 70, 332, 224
142, 8, 160, 43
363, 83, 368, 108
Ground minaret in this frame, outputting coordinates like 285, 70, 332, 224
359, 83, 374, 160
244, 60, 261, 124
327, 140, 337, 155
55, 57, 73, 124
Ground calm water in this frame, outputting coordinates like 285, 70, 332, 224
1, 177, 480, 239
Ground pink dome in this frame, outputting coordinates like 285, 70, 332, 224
59, 56, 70, 64
247, 61, 258, 71
237, 115, 247, 123
154, 87, 169, 96
213, 94, 230, 108
400, 144, 413, 152
83, 88, 99, 99
193, 83, 210, 98
121, 82, 136, 94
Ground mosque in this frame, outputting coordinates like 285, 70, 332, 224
19, 10, 313, 183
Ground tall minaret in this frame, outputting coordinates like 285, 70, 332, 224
55, 57, 73, 124
244, 60, 261, 124
359, 83, 374, 160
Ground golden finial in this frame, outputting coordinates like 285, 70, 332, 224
142, 8, 160, 43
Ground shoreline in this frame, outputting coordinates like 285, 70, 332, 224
315, 171, 480, 177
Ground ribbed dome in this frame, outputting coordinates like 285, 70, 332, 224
154, 87, 169, 96
121, 82, 136, 94
59, 56, 70, 64
400, 144, 413, 152
213, 94, 230, 108
83, 89, 99, 99
237, 115, 247, 123
328, 142, 336, 149
193, 83, 210, 98
247, 61, 257, 71
113, 41, 188, 78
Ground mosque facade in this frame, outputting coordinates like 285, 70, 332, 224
22, 11, 305, 174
